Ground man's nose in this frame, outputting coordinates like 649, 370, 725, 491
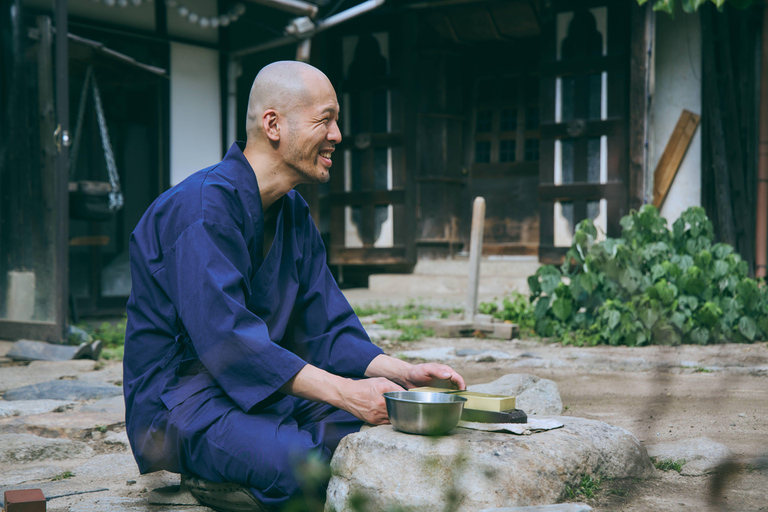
328, 120, 342, 143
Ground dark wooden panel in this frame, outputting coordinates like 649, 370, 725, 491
538, 181, 625, 201
471, 161, 538, 178
483, 243, 538, 256
340, 132, 404, 152
329, 246, 407, 265
539, 55, 624, 77
329, 189, 405, 206
539, 119, 623, 140
539, 244, 568, 265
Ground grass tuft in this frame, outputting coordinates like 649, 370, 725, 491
652, 457, 686, 473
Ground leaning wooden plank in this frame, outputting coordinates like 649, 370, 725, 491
652, 109, 701, 208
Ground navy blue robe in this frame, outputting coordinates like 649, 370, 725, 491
124, 142, 384, 506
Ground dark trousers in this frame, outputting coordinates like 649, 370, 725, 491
165, 388, 363, 508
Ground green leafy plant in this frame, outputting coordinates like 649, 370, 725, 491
653, 458, 686, 473
51, 471, 75, 481
528, 206, 768, 346
478, 292, 536, 337
563, 474, 601, 500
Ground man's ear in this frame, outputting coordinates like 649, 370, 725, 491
263, 110, 280, 141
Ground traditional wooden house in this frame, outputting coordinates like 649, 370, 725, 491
0, 0, 765, 341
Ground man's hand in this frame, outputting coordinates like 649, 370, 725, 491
339, 377, 404, 425
279, 365, 404, 425
402, 363, 465, 391
364, 355, 466, 392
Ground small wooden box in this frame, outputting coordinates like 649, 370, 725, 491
4, 489, 46, 512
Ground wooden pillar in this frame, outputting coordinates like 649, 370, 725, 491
628, 1, 652, 211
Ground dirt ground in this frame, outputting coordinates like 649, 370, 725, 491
386, 337, 768, 512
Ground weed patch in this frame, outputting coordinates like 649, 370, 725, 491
563, 474, 601, 500
652, 457, 686, 473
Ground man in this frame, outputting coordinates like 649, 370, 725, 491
123, 61, 465, 511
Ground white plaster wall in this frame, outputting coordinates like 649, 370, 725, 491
170, 43, 222, 186
649, 11, 702, 223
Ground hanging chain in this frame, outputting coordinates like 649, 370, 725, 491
90, 72, 124, 211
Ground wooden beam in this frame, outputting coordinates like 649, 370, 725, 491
652, 109, 700, 208
628, 0, 652, 211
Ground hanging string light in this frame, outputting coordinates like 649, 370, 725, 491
90, 0, 246, 29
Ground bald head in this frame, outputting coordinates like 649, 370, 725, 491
245, 61, 332, 142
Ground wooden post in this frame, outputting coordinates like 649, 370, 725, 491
465, 197, 485, 322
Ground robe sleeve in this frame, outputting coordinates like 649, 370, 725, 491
287, 215, 384, 377
164, 218, 307, 412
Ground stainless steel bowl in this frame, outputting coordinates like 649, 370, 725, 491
383, 391, 467, 436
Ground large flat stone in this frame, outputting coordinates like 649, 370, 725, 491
0, 433, 92, 463
0, 399, 75, 418
646, 437, 732, 476
0, 360, 97, 391
469, 374, 563, 415
0, 411, 125, 439
0, 465, 62, 486
480, 505, 593, 512
3, 380, 122, 401
6, 340, 91, 362
326, 417, 654, 512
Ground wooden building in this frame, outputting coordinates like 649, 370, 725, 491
0, 0, 765, 341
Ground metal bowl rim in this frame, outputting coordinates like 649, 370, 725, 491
383, 391, 468, 404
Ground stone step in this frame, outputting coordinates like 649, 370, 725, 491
367, 274, 531, 297
413, 256, 541, 277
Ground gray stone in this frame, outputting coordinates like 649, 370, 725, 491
468, 350, 515, 361
79, 395, 125, 415
326, 417, 654, 512
6, 340, 92, 362
73, 453, 138, 481
3, 380, 122, 401
456, 349, 486, 356
60, 496, 211, 512
0, 433, 93, 463
646, 437, 733, 475
0, 410, 125, 439
0, 360, 97, 391
469, 374, 563, 415
0, 399, 75, 418
480, 504, 592, 512
396, 346, 456, 361
103, 430, 130, 447
0, 465, 62, 486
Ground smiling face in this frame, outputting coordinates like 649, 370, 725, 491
280, 73, 342, 185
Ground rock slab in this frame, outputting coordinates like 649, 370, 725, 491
480, 504, 592, 512
0, 433, 92, 463
468, 374, 563, 415
326, 417, 654, 512
646, 437, 732, 475
2, 380, 122, 401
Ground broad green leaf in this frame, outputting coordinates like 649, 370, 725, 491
671, 311, 687, 330
712, 243, 733, 260
738, 316, 757, 341
712, 0, 726, 7
695, 301, 722, 328
605, 308, 621, 330
690, 327, 710, 345
619, 267, 642, 294
713, 260, 729, 280
541, 274, 561, 296
534, 296, 551, 320
551, 297, 573, 322
639, 305, 660, 330
651, 263, 666, 282
678, 295, 699, 312
527, 275, 541, 295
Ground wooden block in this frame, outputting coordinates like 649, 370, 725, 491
456, 391, 516, 412
432, 321, 473, 337
409, 388, 516, 412
652, 109, 700, 208
492, 322, 518, 339
4, 489, 46, 512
